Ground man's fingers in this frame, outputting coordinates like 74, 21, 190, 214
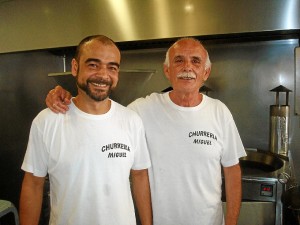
61, 90, 72, 102
63, 97, 72, 105
46, 86, 72, 113
53, 101, 69, 114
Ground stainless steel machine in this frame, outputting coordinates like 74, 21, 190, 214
222, 85, 295, 225
269, 85, 292, 158
222, 149, 290, 225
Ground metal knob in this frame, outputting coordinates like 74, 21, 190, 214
278, 172, 290, 184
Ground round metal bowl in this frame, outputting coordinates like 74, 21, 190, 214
239, 150, 284, 173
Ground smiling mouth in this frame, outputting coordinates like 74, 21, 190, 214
90, 82, 109, 87
88, 77, 112, 89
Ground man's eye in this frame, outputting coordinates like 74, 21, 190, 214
192, 59, 200, 64
174, 59, 183, 63
109, 66, 118, 72
88, 63, 97, 68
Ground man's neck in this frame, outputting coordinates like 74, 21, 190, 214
72, 95, 111, 115
169, 91, 203, 107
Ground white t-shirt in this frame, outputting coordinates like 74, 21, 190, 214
128, 92, 246, 225
22, 99, 151, 225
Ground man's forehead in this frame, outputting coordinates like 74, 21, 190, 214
171, 42, 204, 57
80, 42, 120, 61
86, 41, 115, 51
171, 48, 203, 59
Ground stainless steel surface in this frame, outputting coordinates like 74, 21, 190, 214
269, 85, 292, 157
228, 149, 291, 225
111, 70, 156, 106
269, 106, 290, 156
223, 202, 276, 225
1, 0, 300, 53
296, 47, 300, 115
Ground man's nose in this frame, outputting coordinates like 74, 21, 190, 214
97, 64, 110, 75
183, 60, 193, 71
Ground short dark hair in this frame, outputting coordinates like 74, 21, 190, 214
74, 35, 119, 61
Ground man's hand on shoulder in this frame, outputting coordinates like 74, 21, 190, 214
45, 85, 72, 113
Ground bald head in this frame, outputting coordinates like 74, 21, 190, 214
164, 37, 211, 70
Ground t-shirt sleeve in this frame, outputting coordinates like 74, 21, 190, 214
131, 116, 151, 170
21, 118, 48, 177
220, 110, 246, 167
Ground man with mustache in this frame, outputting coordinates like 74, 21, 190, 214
19, 35, 152, 225
46, 37, 246, 225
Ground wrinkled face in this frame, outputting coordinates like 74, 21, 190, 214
164, 39, 211, 94
72, 40, 121, 101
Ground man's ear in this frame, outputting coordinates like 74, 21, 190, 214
203, 67, 211, 82
71, 59, 78, 77
163, 64, 170, 80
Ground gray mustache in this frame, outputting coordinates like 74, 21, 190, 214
177, 72, 196, 79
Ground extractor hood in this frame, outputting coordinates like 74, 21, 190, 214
1, 0, 300, 53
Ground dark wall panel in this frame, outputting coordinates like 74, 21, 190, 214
0, 51, 60, 208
